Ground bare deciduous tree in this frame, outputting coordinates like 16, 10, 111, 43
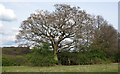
91, 15, 118, 56
16, 4, 93, 61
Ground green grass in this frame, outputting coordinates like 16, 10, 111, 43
2, 63, 118, 72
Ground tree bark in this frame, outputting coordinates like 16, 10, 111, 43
53, 43, 58, 61
54, 51, 58, 61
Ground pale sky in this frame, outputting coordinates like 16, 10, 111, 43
0, 1, 119, 47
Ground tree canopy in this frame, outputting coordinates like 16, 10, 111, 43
16, 4, 118, 61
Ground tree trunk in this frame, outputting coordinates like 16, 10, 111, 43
53, 44, 58, 61
54, 50, 58, 61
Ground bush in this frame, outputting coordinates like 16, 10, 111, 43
25, 42, 60, 66
16, 55, 23, 58
58, 48, 111, 65
13, 55, 25, 66
2, 56, 15, 66
58, 52, 78, 65
26, 48, 58, 66
77, 48, 111, 65
2, 55, 26, 66
111, 53, 120, 63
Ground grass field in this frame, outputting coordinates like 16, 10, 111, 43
2, 63, 118, 72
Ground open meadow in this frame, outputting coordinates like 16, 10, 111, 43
2, 63, 118, 72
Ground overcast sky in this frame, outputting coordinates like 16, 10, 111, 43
0, 1, 119, 47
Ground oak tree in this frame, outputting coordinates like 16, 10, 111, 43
16, 4, 93, 61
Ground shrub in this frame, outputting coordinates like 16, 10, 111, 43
82, 48, 111, 64
58, 52, 78, 65
2, 56, 15, 66
16, 55, 23, 58
13, 55, 25, 66
26, 48, 58, 66
25, 42, 59, 66
110, 53, 120, 63
58, 47, 111, 65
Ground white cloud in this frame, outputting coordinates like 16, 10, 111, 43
0, 33, 16, 47
0, 35, 17, 47
0, 4, 16, 21
0, 21, 3, 28
0, 27, 19, 46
